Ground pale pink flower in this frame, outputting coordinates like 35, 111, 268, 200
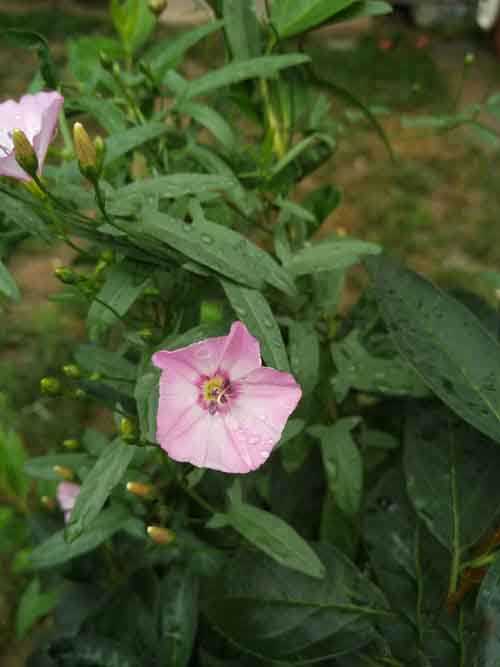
152, 321, 302, 473
0, 91, 64, 181
56, 481, 81, 524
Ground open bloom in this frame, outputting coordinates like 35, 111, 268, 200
152, 321, 302, 473
0, 91, 64, 180
57, 481, 81, 524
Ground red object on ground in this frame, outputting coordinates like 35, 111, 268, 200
415, 34, 430, 49
378, 38, 393, 51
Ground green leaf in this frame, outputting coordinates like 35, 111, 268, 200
331, 331, 429, 402
330, 0, 392, 23
104, 121, 167, 166
3, 29, 58, 88
16, 578, 59, 639
404, 404, 500, 553
178, 101, 236, 150
24, 454, 93, 481
366, 255, 500, 444
475, 556, 500, 666
288, 320, 320, 396
309, 418, 362, 516
144, 19, 224, 76
271, 134, 335, 178
0, 258, 20, 302
70, 95, 128, 134
135, 371, 159, 443
74, 345, 137, 383
87, 261, 150, 341
0, 428, 28, 498
203, 544, 390, 663
160, 564, 199, 667
30, 505, 130, 569
181, 54, 310, 100
271, 0, 357, 39
66, 439, 135, 542
286, 238, 380, 277
222, 281, 290, 371
223, 0, 261, 60
220, 501, 325, 579
110, 0, 155, 56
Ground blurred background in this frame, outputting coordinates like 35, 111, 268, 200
2, 0, 500, 664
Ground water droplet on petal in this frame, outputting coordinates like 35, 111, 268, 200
248, 435, 260, 446
259, 450, 269, 459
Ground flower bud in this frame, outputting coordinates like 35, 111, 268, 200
62, 438, 80, 450
148, 0, 168, 16
147, 525, 175, 545
73, 122, 99, 182
99, 50, 113, 71
40, 377, 62, 396
138, 328, 154, 341
200, 300, 223, 325
465, 52, 475, 66
120, 417, 136, 441
94, 135, 106, 174
12, 129, 38, 178
40, 495, 56, 511
89, 372, 102, 381
53, 465, 74, 481
126, 481, 155, 498
73, 388, 87, 400
100, 250, 114, 264
62, 364, 81, 379
54, 267, 79, 285
143, 286, 160, 297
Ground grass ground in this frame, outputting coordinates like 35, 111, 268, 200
1, 2, 500, 662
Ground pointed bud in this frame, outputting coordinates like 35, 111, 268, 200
73, 122, 98, 182
12, 129, 38, 178
73, 388, 87, 400
126, 481, 155, 498
54, 267, 79, 285
89, 372, 102, 381
94, 135, 106, 174
148, 0, 168, 16
147, 525, 175, 545
62, 364, 81, 379
62, 438, 80, 450
465, 52, 475, 66
53, 465, 74, 481
138, 328, 154, 341
40, 377, 62, 396
41, 496, 56, 511
120, 417, 136, 442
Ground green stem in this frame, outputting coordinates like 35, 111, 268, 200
179, 480, 218, 514
448, 437, 461, 597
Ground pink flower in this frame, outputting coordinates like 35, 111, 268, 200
152, 321, 302, 473
56, 481, 81, 524
0, 91, 64, 181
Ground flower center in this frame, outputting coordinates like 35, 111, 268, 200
201, 374, 233, 415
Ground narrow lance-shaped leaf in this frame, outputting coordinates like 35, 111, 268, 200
160, 564, 199, 667
286, 238, 381, 277
66, 439, 135, 542
288, 320, 320, 396
223, 0, 261, 61
222, 280, 290, 372
271, 0, 357, 39
365, 255, 500, 444
0, 259, 20, 302
211, 501, 325, 579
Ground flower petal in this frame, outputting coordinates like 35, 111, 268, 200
217, 321, 261, 381
28, 92, 64, 171
153, 335, 227, 377
57, 481, 81, 523
156, 361, 199, 439
227, 367, 302, 467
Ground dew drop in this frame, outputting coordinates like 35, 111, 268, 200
248, 435, 260, 446
201, 233, 213, 245
259, 450, 269, 459
262, 318, 273, 329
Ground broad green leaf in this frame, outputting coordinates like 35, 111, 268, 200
366, 255, 500, 444
222, 281, 290, 371
313, 269, 345, 315
16, 578, 59, 639
67, 439, 135, 542
110, 0, 155, 56
69, 95, 127, 134
288, 320, 320, 396
74, 345, 136, 383
135, 371, 159, 443
309, 418, 362, 516
178, 101, 236, 150
330, 0, 392, 23
0, 259, 20, 302
104, 121, 167, 166
144, 20, 224, 75
87, 261, 150, 341
30, 505, 130, 569
404, 404, 500, 553
475, 557, 500, 666
271, 0, 357, 39
223, 0, 261, 61
220, 501, 325, 579
24, 454, 93, 481
331, 331, 429, 402
286, 238, 380, 277
160, 564, 199, 667
181, 54, 310, 100
203, 544, 390, 663
364, 468, 454, 660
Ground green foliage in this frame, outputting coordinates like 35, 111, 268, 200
5, 0, 500, 663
